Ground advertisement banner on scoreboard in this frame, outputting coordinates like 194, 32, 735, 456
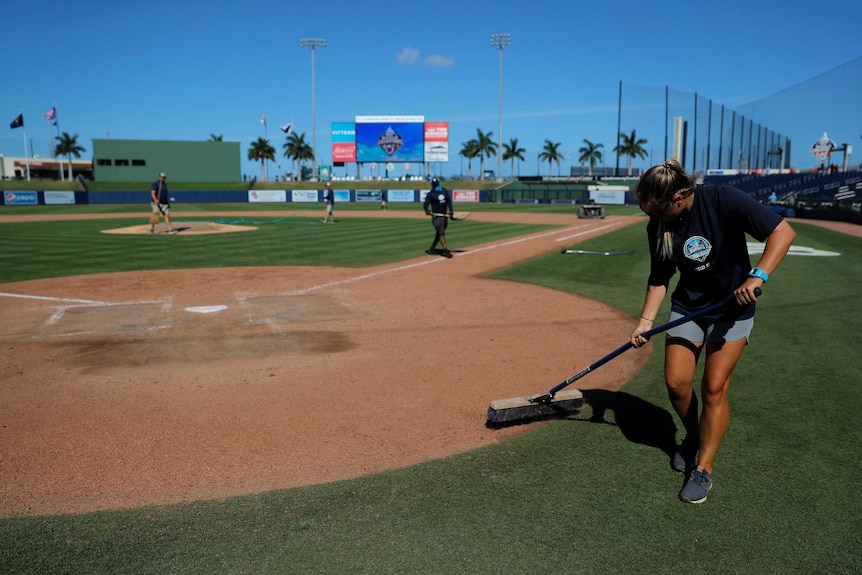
424, 122, 449, 162
331, 122, 356, 162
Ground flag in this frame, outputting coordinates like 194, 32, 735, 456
10, 113, 23, 129
259, 114, 266, 126
280, 122, 293, 135
44, 106, 56, 121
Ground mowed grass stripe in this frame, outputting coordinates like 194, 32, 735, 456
0, 218, 556, 283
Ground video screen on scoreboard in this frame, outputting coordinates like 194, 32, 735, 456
355, 116, 425, 163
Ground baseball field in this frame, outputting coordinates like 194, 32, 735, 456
0, 203, 859, 574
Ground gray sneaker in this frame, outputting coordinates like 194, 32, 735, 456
671, 434, 699, 472
679, 468, 713, 504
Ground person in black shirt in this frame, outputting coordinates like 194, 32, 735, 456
422, 177, 454, 258
631, 159, 795, 504
322, 182, 334, 224
149, 172, 176, 234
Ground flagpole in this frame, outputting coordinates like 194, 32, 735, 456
22, 123, 31, 181
54, 112, 65, 181
47, 110, 55, 179
260, 112, 268, 181
52, 103, 63, 181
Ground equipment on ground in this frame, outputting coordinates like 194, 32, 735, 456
486, 288, 761, 426
560, 248, 634, 256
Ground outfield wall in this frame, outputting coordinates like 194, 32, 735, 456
1, 188, 488, 206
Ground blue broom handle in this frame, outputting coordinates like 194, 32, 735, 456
547, 289, 760, 396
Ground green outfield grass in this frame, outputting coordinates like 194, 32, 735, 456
0, 216, 555, 283
0, 214, 859, 574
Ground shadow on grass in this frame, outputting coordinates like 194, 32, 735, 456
579, 389, 678, 458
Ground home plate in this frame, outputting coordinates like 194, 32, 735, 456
186, 305, 228, 314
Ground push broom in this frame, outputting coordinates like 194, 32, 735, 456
486, 288, 761, 426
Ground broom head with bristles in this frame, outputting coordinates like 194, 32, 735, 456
486, 389, 584, 427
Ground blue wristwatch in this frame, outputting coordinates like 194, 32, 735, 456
748, 267, 769, 282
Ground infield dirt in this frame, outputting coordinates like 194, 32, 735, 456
8, 210, 846, 516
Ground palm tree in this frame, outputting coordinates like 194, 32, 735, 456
209, 134, 223, 141
474, 128, 497, 180
502, 138, 526, 179
614, 129, 649, 176
54, 132, 85, 181
539, 140, 564, 177
578, 139, 604, 177
283, 132, 313, 180
459, 139, 480, 179
247, 137, 275, 181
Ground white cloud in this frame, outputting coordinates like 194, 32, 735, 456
395, 47, 454, 68
423, 54, 454, 68
396, 47, 420, 66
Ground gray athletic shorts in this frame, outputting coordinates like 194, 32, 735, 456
151, 202, 170, 215
666, 312, 754, 344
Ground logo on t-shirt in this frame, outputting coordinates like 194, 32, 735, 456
683, 236, 712, 263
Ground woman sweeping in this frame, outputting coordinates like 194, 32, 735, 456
631, 159, 795, 504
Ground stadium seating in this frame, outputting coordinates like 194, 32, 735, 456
704, 170, 862, 202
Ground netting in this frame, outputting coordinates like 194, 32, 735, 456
620, 83, 788, 175
619, 56, 861, 174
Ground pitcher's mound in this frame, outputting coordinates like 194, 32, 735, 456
102, 222, 257, 235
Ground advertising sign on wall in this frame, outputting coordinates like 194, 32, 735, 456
249, 190, 286, 203
3, 191, 37, 205
291, 190, 318, 203
356, 190, 382, 203
387, 189, 415, 203
44, 191, 76, 205
452, 189, 479, 202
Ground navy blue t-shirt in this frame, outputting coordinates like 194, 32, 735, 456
646, 184, 782, 321
151, 180, 169, 204
423, 186, 452, 215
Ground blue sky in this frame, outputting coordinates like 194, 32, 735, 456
4, 0, 861, 179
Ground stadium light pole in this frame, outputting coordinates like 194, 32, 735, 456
300, 38, 327, 180
490, 33, 510, 181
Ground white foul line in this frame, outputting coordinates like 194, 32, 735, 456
285, 220, 622, 295
0, 292, 119, 305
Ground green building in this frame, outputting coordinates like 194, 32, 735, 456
92, 139, 241, 182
